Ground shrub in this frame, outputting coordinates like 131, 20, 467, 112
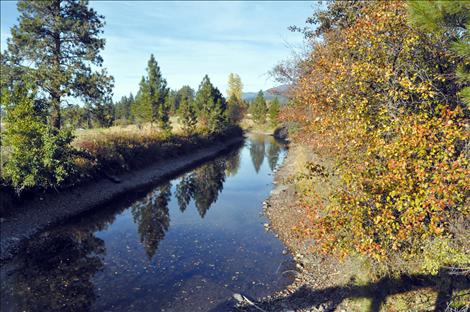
2, 85, 75, 193
284, 1, 469, 273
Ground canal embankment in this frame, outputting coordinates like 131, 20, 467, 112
0, 133, 244, 262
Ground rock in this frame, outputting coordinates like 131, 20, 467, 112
233, 293, 244, 303
273, 125, 289, 141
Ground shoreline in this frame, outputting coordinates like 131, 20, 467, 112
237, 143, 343, 311
0, 136, 244, 262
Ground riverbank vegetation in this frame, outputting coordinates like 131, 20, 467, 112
240, 91, 281, 133
0, 0, 246, 195
273, 0, 469, 310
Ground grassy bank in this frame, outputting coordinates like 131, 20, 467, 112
1, 124, 243, 196
73, 124, 242, 179
240, 116, 277, 135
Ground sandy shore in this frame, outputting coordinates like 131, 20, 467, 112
0, 136, 244, 262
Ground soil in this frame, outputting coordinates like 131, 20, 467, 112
0, 136, 244, 262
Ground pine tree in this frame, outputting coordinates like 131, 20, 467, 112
268, 97, 281, 126
5, 0, 113, 129
195, 75, 227, 133
408, 1, 469, 104
250, 90, 267, 123
147, 54, 170, 131
178, 87, 197, 134
133, 55, 170, 132
132, 76, 152, 125
146, 54, 169, 129
195, 75, 214, 124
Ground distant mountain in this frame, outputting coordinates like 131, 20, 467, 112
242, 85, 290, 104
242, 92, 258, 101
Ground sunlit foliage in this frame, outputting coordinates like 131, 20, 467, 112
284, 1, 469, 272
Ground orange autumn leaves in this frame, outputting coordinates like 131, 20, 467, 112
285, 1, 469, 263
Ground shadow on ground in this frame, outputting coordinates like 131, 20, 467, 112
228, 267, 470, 312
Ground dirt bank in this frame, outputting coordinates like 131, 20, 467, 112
237, 143, 470, 312
0, 136, 244, 262
236, 144, 348, 312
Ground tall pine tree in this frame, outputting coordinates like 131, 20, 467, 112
133, 55, 170, 132
132, 76, 152, 125
5, 0, 113, 129
177, 86, 197, 135
268, 97, 280, 126
195, 75, 226, 133
250, 90, 267, 123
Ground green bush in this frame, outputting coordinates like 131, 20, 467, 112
2, 85, 76, 193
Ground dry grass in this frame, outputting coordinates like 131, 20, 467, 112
240, 116, 277, 134
71, 123, 243, 183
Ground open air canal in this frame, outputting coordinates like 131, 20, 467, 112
0, 134, 295, 312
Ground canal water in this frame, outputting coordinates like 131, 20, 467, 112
0, 134, 294, 312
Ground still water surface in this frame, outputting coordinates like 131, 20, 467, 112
0, 134, 294, 312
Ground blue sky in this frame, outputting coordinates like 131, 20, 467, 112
1, 1, 317, 100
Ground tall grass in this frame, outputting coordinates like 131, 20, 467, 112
71, 123, 242, 183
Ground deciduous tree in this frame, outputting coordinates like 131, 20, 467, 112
227, 73, 243, 102
282, 1, 469, 273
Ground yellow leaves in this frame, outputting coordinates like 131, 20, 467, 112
284, 0, 469, 267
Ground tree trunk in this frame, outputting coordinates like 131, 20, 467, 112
51, 0, 62, 129
51, 95, 61, 129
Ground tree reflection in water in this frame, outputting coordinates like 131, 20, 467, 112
131, 149, 240, 259
175, 174, 194, 213
131, 182, 172, 260
266, 139, 281, 171
9, 229, 105, 312
175, 159, 227, 218
249, 136, 265, 173
225, 148, 241, 177
192, 159, 226, 218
